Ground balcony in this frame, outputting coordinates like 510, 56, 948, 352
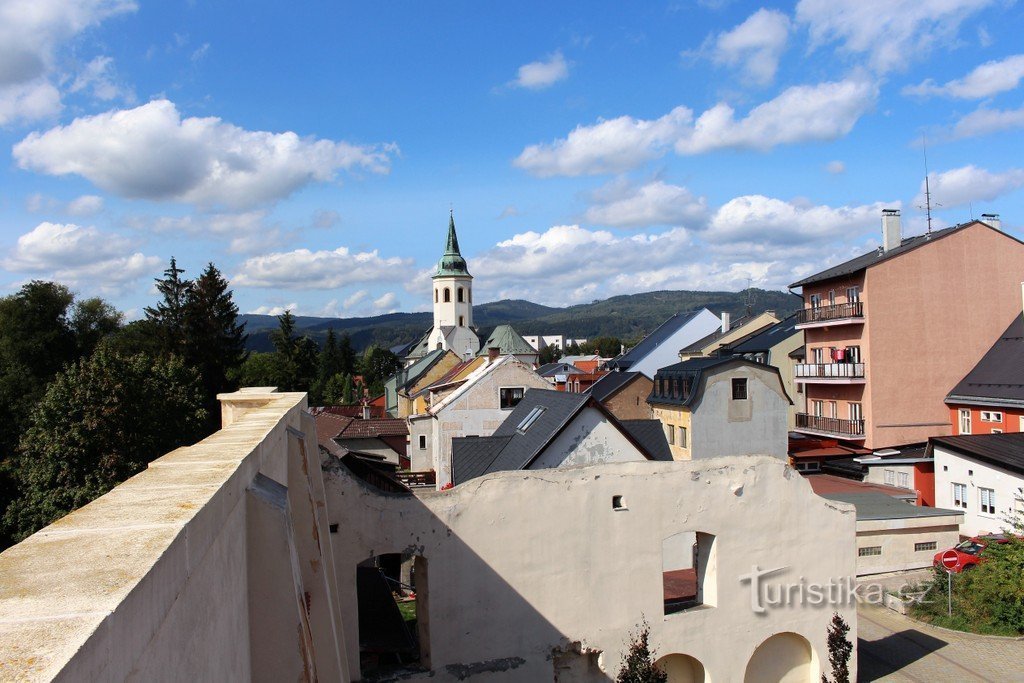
794, 362, 866, 384
795, 302, 864, 329
795, 413, 866, 440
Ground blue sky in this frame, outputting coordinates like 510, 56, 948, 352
2, 1, 1024, 318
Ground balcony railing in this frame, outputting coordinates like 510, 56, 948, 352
795, 413, 865, 438
795, 363, 865, 380
796, 302, 864, 326
395, 470, 436, 489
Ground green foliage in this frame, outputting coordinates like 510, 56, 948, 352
821, 613, 852, 683
580, 336, 623, 357
144, 257, 192, 355
615, 620, 666, 683
538, 344, 561, 365
3, 349, 207, 541
360, 345, 401, 396
238, 352, 281, 388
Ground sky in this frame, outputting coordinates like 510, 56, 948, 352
2, 1, 1024, 319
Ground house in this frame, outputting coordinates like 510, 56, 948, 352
719, 313, 804, 429
945, 310, 1024, 435
450, 388, 671, 485
523, 334, 587, 352
587, 371, 654, 420
402, 213, 481, 364
807, 474, 962, 576
560, 354, 603, 372
649, 357, 791, 460
408, 356, 487, 414
314, 412, 410, 468
407, 354, 550, 486
383, 348, 461, 417
476, 324, 539, 366
677, 310, 779, 360
535, 361, 583, 391
787, 434, 871, 473
604, 309, 722, 379
789, 212, 1024, 450
564, 370, 608, 393
930, 432, 1024, 536
854, 444, 936, 506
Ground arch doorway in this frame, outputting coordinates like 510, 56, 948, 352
655, 653, 707, 683
743, 632, 816, 683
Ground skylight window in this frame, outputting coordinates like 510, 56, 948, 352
517, 406, 546, 433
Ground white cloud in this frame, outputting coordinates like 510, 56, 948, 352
796, 0, 993, 73
13, 99, 399, 209
373, 292, 399, 311
66, 194, 104, 216
510, 51, 569, 90
3, 221, 159, 290
705, 195, 895, 245
134, 210, 287, 254
0, 79, 61, 125
248, 303, 297, 316
949, 104, 1024, 139
583, 179, 708, 228
344, 290, 369, 309
904, 55, 1024, 99
24, 192, 104, 216
514, 79, 876, 176
68, 55, 134, 102
917, 165, 1024, 207
711, 9, 790, 86
826, 160, 846, 174
232, 246, 413, 289
498, 205, 520, 219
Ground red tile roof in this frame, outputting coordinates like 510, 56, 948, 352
310, 404, 387, 419
314, 413, 353, 455
337, 418, 409, 438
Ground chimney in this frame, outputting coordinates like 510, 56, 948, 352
488, 346, 500, 362
362, 404, 371, 420
981, 213, 1001, 231
882, 209, 901, 252
721, 312, 730, 334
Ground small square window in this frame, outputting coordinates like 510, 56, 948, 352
731, 378, 747, 400
914, 542, 936, 552
858, 546, 882, 557
500, 387, 525, 410
612, 495, 626, 510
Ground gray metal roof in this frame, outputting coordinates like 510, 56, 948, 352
946, 314, 1024, 408
727, 314, 800, 354
679, 315, 752, 354
930, 432, 1024, 475
819, 492, 962, 521
605, 310, 704, 370
478, 324, 537, 357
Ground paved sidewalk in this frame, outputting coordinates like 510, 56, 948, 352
857, 603, 1024, 682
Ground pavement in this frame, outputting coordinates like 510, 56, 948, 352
857, 602, 1024, 682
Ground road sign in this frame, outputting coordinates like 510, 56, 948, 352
941, 549, 959, 570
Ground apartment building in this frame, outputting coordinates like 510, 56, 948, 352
789, 212, 1024, 450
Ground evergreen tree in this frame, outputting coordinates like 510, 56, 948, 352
144, 257, 192, 355
341, 373, 354, 404
359, 345, 401, 396
268, 311, 318, 392
338, 331, 357, 376
822, 613, 852, 683
314, 329, 344, 403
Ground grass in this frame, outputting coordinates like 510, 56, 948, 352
396, 599, 417, 623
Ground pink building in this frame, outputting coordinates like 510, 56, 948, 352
789, 212, 1024, 450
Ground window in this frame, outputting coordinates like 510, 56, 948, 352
812, 400, 823, 417
667, 424, 675, 445
898, 471, 910, 488
980, 411, 1003, 423
500, 387, 525, 409
612, 495, 626, 510
458, 315, 464, 326
663, 531, 717, 614
731, 378, 747, 400
884, 469, 895, 485
850, 403, 863, 421
846, 286, 860, 303
858, 546, 882, 557
679, 426, 687, 448
809, 293, 822, 309
443, 288, 451, 302
959, 409, 972, 434
434, 289, 438, 303
980, 487, 996, 515
828, 289, 836, 306
828, 401, 838, 419
813, 347, 825, 364
1020, 415, 1024, 431
992, 429, 1003, 434
847, 345, 861, 364
795, 461, 820, 472
952, 482, 968, 508
915, 542, 937, 552
457, 287, 464, 303
418, 435, 426, 449
516, 405, 546, 432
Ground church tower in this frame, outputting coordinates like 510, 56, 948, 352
428, 213, 479, 357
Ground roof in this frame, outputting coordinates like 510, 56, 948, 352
946, 314, 1024, 408
820, 492, 961, 521
605, 310, 704, 370
620, 420, 673, 461
417, 357, 485, 395
586, 371, 645, 401
434, 213, 471, 277
477, 324, 536, 357
314, 412, 351, 457
806, 473, 915, 498
727, 314, 800, 355
391, 349, 448, 392
536, 362, 584, 377
679, 315, 752, 354
309, 404, 387, 419
648, 356, 748, 407
789, 220, 1018, 288
336, 418, 409, 439
929, 432, 1024, 475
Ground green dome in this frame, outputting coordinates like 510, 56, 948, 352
434, 213, 471, 278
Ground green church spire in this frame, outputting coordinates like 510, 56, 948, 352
434, 211, 471, 278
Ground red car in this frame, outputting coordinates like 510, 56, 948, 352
932, 535, 1012, 572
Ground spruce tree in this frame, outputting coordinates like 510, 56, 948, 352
144, 257, 192, 356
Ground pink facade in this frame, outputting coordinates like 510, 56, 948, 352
797, 221, 1024, 450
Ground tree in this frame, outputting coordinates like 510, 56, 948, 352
3, 349, 207, 542
538, 344, 561, 365
821, 613, 852, 683
338, 331, 357, 376
268, 311, 318, 392
238, 352, 280, 388
71, 297, 123, 357
144, 257, 192, 356
359, 345, 400, 396
314, 329, 345, 403
615, 620, 666, 683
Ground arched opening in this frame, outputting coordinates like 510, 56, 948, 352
356, 553, 430, 678
744, 632, 816, 683
458, 315, 464, 327
663, 531, 716, 614
655, 654, 707, 683
434, 289, 438, 303
443, 288, 451, 303
457, 287, 464, 303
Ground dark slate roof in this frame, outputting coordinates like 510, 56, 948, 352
450, 436, 515, 484
620, 420, 672, 461
679, 316, 751, 354
605, 310, 704, 370
648, 357, 743, 407
587, 371, 644, 401
789, 220, 1017, 288
929, 433, 1024, 475
819, 492, 962, 521
726, 314, 800, 355
536, 362, 584, 377
946, 314, 1024, 408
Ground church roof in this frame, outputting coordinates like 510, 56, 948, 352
477, 324, 535, 357
434, 213, 471, 278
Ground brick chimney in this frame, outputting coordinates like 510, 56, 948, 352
882, 209, 901, 252
488, 346, 500, 362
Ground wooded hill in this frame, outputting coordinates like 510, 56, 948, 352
241, 288, 800, 352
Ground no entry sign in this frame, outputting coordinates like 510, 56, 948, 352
941, 549, 959, 570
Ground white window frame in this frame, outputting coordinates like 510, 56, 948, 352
959, 409, 972, 435
980, 411, 1003, 423
809, 293, 822, 309
812, 400, 824, 417
828, 401, 838, 419
500, 386, 526, 410
849, 402, 863, 421
952, 482, 968, 509
846, 286, 860, 303
980, 487, 996, 515
813, 347, 825, 364
884, 469, 895, 485
898, 471, 910, 488
418, 435, 427, 450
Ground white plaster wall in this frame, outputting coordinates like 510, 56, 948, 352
863, 464, 916, 490
409, 417, 434, 471
690, 365, 789, 460
324, 456, 858, 682
629, 310, 722, 379
433, 276, 473, 329
530, 407, 647, 469
933, 446, 1023, 537
853, 520, 962, 575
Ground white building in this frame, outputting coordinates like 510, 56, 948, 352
931, 432, 1024, 537
523, 334, 588, 352
605, 309, 722, 379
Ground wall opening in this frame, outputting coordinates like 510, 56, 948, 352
743, 632, 816, 683
655, 653, 707, 683
356, 553, 430, 678
457, 287, 464, 302
662, 531, 716, 614
443, 288, 451, 303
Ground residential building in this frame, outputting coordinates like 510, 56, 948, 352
409, 356, 486, 415
522, 334, 587, 352
560, 354, 603, 372
449, 389, 670, 485
402, 213, 481, 364
807, 474, 962, 576
535, 361, 583, 391
586, 370, 654, 420
314, 412, 410, 468
564, 370, 607, 393
649, 357, 792, 460
945, 310, 1024, 435
790, 213, 1024, 450
476, 324, 539, 366
407, 354, 550, 485
677, 310, 779, 360
854, 445, 936, 506
930, 432, 1024, 536
604, 309, 722, 379
787, 434, 871, 473
720, 313, 804, 429
383, 348, 461, 417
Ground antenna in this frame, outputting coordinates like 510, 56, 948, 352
918, 135, 941, 235
745, 277, 753, 317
